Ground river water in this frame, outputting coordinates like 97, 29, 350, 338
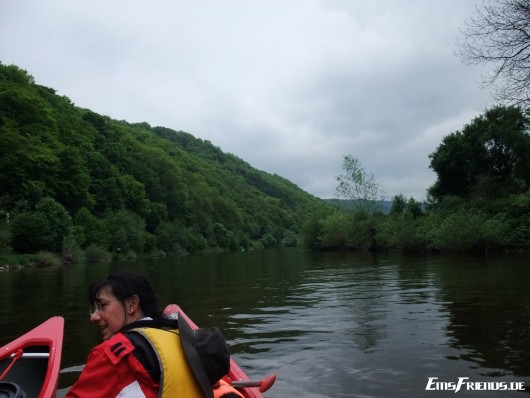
1, 248, 530, 397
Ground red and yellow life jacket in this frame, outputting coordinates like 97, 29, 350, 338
133, 327, 204, 398
133, 327, 243, 398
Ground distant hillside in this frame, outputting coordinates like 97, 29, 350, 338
0, 62, 330, 255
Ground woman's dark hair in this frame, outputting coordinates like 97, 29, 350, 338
88, 271, 162, 318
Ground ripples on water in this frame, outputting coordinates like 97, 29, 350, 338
2, 250, 530, 398
211, 252, 530, 397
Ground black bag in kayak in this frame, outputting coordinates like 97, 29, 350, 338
178, 315, 230, 387
0, 382, 26, 398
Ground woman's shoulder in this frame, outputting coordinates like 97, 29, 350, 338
88, 333, 135, 364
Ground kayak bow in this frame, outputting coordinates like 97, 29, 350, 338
0, 316, 64, 398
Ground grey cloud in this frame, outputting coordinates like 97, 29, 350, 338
0, 0, 492, 201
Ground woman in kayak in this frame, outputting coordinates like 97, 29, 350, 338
66, 271, 242, 398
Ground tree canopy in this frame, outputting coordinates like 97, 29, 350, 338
428, 105, 530, 202
0, 62, 329, 256
335, 155, 385, 215
305, 106, 530, 254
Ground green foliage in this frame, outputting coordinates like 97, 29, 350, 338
488, 191, 530, 247
302, 214, 323, 250
35, 197, 74, 252
390, 194, 407, 215
32, 251, 62, 267
104, 210, 149, 253
74, 207, 111, 248
308, 185, 529, 254
10, 211, 53, 253
260, 233, 278, 248
8, 198, 74, 254
305, 211, 379, 251
428, 210, 504, 253
0, 64, 34, 85
379, 215, 424, 252
335, 155, 385, 215
0, 62, 328, 257
321, 156, 387, 251
281, 230, 298, 247
405, 197, 423, 219
84, 244, 112, 263
390, 195, 424, 220
0, 219, 10, 255
118, 174, 149, 216
155, 221, 182, 254
429, 106, 530, 202
181, 227, 208, 253
54, 148, 91, 211
0, 124, 58, 204
0, 253, 33, 266
8, 62, 528, 256
317, 212, 355, 249
62, 233, 83, 264
213, 223, 237, 251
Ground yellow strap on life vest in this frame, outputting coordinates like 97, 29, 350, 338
134, 327, 204, 398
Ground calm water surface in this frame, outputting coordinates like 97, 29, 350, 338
1, 248, 530, 397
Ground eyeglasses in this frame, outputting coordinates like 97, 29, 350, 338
89, 299, 120, 316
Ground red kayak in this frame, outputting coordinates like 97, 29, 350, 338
0, 316, 64, 398
164, 305, 275, 398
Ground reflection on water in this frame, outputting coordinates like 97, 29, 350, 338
1, 249, 530, 397
436, 257, 530, 378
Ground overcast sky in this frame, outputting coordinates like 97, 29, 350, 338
0, 0, 494, 200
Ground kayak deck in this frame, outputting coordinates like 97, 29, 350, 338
0, 316, 64, 398
0, 348, 50, 397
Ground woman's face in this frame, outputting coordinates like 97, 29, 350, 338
89, 287, 126, 341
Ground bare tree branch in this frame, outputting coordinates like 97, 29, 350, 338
457, 0, 530, 107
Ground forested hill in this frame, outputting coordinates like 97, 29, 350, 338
0, 63, 329, 256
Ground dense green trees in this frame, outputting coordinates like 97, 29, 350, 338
304, 106, 530, 253
428, 106, 530, 201
3, 61, 529, 259
0, 62, 328, 261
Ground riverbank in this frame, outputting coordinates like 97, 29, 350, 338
0, 251, 63, 270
